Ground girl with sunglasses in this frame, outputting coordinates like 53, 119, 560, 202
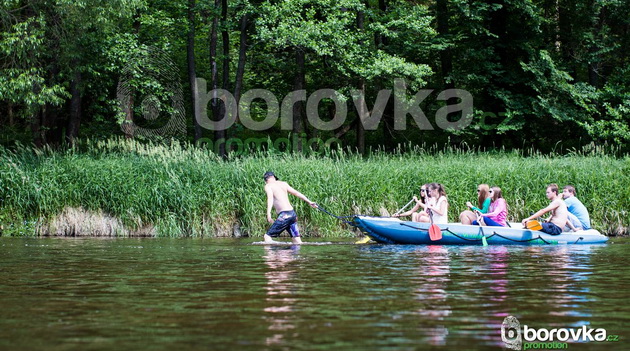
419, 183, 449, 224
393, 183, 433, 222
460, 184, 491, 225
473, 186, 508, 227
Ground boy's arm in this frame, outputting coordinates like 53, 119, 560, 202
522, 201, 559, 225
287, 184, 318, 208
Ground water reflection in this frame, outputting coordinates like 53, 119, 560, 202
262, 245, 301, 347
411, 245, 452, 346
521, 246, 594, 322
486, 246, 509, 305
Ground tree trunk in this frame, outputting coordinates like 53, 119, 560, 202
356, 81, 366, 154
209, 0, 225, 156
187, 0, 203, 142
378, 0, 395, 151
124, 94, 134, 139
66, 69, 82, 144
234, 13, 249, 112
436, 0, 453, 90
221, 0, 229, 89
43, 65, 63, 146
8, 103, 14, 127
220, 0, 231, 145
356, 9, 366, 154
588, 3, 603, 88
293, 48, 306, 153
123, 12, 141, 139
376, 0, 388, 47
30, 109, 43, 148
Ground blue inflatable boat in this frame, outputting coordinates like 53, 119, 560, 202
353, 216, 609, 245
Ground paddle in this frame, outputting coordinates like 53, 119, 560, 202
525, 220, 543, 231
428, 209, 442, 241
393, 198, 415, 216
475, 211, 488, 246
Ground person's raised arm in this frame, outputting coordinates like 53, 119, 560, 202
394, 201, 422, 218
287, 184, 318, 208
471, 197, 491, 213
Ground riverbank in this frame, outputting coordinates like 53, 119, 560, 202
0, 139, 627, 237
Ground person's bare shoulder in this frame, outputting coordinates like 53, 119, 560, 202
549, 198, 563, 209
277, 181, 289, 189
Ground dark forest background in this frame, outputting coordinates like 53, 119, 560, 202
1, 0, 628, 154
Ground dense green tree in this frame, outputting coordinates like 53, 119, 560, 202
0, 0, 627, 152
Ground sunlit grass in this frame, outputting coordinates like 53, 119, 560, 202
0, 138, 627, 237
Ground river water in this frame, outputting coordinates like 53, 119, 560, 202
0, 238, 628, 351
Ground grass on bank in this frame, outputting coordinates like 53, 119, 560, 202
0, 138, 628, 237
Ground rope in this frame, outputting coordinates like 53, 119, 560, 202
444, 227, 489, 242
315, 205, 362, 226
399, 222, 556, 245
491, 231, 552, 244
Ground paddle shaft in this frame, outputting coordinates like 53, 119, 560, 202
393, 198, 415, 216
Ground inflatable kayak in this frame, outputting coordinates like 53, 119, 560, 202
353, 216, 608, 245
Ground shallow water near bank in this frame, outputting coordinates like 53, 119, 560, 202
1, 237, 628, 351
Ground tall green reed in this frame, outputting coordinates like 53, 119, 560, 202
0, 138, 627, 237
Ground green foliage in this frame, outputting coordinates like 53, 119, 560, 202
0, 0, 628, 149
0, 16, 69, 108
0, 139, 627, 237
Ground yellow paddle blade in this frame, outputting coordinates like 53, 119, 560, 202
355, 236, 372, 244
526, 220, 543, 231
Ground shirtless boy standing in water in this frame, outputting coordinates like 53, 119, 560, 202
521, 183, 568, 235
263, 171, 318, 244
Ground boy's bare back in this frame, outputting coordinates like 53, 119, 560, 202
265, 181, 294, 213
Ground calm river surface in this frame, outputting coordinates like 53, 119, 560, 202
1, 238, 628, 351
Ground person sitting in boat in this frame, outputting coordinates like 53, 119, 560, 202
392, 183, 433, 222
418, 183, 448, 224
521, 183, 568, 235
460, 184, 491, 225
562, 185, 592, 230
564, 212, 583, 232
263, 171, 318, 244
472, 186, 508, 227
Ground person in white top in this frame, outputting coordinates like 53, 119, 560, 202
420, 183, 449, 224
392, 183, 432, 222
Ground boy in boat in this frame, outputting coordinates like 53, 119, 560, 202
263, 171, 318, 244
521, 183, 568, 235
562, 185, 592, 230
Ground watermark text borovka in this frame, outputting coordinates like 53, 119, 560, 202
501, 316, 619, 350
194, 78, 473, 132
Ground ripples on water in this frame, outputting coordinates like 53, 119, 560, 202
0, 238, 628, 350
